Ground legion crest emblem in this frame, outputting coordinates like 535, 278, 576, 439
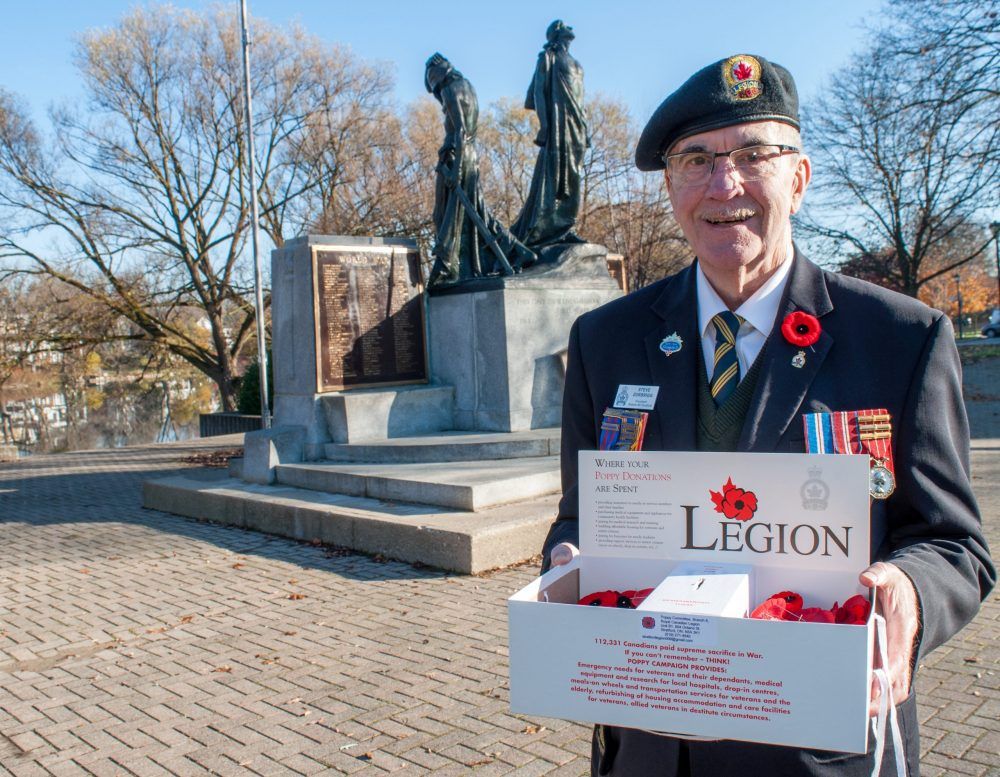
723, 55, 763, 101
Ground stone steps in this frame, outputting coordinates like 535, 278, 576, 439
323, 428, 560, 463
274, 455, 560, 511
142, 469, 557, 574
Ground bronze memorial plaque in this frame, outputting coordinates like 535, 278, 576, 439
312, 246, 427, 392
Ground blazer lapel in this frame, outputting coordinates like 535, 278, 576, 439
644, 264, 699, 451
740, 248, 834, 452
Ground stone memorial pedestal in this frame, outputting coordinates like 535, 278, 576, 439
269, 235, 435, 460
146, 238, 623, 572
428, 243, 621, 432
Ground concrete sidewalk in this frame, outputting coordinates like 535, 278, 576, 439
0, 436, 996, 776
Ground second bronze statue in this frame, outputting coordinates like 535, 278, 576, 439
511, 20, 590, 250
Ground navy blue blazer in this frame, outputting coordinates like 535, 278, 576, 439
542, 249, 994, 774
543, 248, 994, 664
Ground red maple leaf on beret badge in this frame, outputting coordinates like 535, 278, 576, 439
733, 61, 753, 81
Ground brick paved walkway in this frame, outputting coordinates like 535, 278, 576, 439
0, 436, 996, 776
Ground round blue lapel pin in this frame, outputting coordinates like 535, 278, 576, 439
659, 332, 683, 357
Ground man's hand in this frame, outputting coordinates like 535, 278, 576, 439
549, 542, 579, 567
859, 561, 921, 717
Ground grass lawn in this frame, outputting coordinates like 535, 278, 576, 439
959, 344, 1000, 366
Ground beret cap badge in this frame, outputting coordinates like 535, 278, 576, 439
633, 53, 799, 171
723, 55, 763, 101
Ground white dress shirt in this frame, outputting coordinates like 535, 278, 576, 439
697, 244, 794, 381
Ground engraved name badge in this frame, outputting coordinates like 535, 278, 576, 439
613, 384, 659, 411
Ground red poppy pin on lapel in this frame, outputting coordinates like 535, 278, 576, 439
781, 312, 821, 368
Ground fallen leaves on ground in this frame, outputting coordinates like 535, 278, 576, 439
181, 448, 243, 467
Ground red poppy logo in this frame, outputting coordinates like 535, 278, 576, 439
641, 616, 656, 629
781, 311, 821, 347
710, 477, 758, 521
733, 61, 753, 81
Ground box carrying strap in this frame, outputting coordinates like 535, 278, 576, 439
869, 611, 908, 777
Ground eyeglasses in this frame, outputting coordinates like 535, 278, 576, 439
662, 144, 800, 188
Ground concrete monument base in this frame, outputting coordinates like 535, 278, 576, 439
320, 384, 454, 444
148, 237, 621, 572
144, 428, 562, 574
428, 243, 621, 432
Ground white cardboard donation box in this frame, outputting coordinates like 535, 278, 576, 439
508, 451, 875, 753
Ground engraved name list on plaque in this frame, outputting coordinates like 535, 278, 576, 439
312, 245, 428, 392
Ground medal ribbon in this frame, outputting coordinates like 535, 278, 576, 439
803, 413, 834, 453
599, 408, 648, 451
831, 411, 864, 454
802, 409, 895, 480
802, 408, 896, 482
855, 408, 895, 478
599, 412, 622, 451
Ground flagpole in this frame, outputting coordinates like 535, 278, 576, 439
239, 0, 270, 428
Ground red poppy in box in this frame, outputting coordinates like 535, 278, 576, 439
750, 590, 871, 625
579, 590, 633, 608
797, 607, 836, 624
781, 311, 821, 347
749, 591, 803, 620
622, 588, 654, 607
710, 477, 758, 521
834, 594, 871, 625
578, 588, 654, 609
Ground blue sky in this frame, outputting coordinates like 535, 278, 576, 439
1, 0, 885, 122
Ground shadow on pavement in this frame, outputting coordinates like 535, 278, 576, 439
0, 442, 459, 584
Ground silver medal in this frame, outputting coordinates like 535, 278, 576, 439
869, 464, 895, 500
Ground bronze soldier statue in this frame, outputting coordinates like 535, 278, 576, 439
425, 53, 535, 287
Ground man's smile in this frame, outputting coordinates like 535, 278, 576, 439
702, 208, 758, 225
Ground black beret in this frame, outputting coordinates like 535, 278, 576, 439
635, 54, 799, 171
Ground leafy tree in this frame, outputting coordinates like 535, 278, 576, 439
802, 0, 999, 296
236, 354, 272, 415
475, 93, 693, 290
0, 6, 395, 409
575, 95, 693, 290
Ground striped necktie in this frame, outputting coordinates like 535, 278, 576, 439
710, 311, 743, 406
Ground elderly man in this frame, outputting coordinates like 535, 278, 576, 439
541, 54, 994, 776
